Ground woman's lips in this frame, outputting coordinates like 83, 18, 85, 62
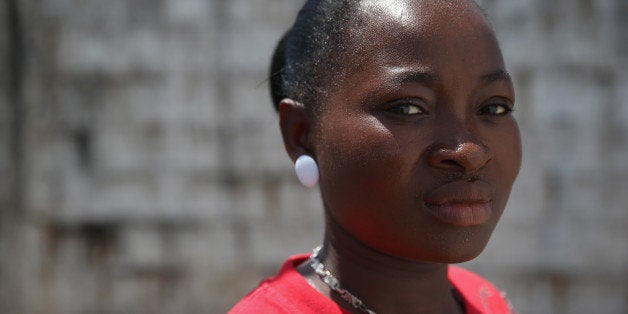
424, 201, 492, 226
423, 181, 493, 226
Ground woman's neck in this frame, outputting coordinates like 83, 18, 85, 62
298, 216, 464, 314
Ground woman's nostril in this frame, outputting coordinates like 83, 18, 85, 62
442, 160, 459, 166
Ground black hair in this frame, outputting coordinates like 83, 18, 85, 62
270, 0, 359, 111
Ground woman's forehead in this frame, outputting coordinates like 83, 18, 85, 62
323, 0, 505, 105
355, 0, 486, 33
344, 0, 499, 73
357, 0, 416, 27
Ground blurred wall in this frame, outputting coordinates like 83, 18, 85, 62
1, 1, 626, 313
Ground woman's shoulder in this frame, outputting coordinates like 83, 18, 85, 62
229, 254, 348, 314
448, 265, 518, 314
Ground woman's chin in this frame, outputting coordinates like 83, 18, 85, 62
382, 236, 492, 264
440, 250, 484, 264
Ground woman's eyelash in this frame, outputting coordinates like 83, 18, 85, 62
386, 103, 425, 115
478, 103, 514, 115
384, 101, 513, 116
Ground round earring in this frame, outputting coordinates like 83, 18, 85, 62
295, 155, 319, 188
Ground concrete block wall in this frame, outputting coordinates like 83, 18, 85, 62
1, 1, 626, 313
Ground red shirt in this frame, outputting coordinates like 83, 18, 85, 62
230, 254, 516, 314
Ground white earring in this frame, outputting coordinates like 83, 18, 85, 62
295, 155, 319, 187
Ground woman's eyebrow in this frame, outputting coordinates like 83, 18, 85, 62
361, 69, 511, 103
391, 69, 511, 86
392, 70, 441, 87
481, 69, 512, 84
359, 69, 440, 103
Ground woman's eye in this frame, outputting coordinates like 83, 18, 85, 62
387, 104, 424, 115
479, 103, 513, 116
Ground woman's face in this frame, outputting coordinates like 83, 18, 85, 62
313, 0, 521, 262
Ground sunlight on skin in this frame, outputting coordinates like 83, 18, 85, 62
359, 0, 415, 27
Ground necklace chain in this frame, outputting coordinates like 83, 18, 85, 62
309, 245, 377, 314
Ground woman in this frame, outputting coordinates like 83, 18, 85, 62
232, 0, 520, 313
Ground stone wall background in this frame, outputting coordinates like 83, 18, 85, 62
1, 0, 626, 313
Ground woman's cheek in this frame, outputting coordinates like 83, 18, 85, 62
494, 120, 522, 184
319, 115, 402, 187
317, 115, 413, 223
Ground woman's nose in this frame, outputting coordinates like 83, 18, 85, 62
428, 141, 492, 174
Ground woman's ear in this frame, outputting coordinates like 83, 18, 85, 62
278, 98, 314, 162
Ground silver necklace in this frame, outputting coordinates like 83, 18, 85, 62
309, 245, 377, 314
309, 246, 469, 314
